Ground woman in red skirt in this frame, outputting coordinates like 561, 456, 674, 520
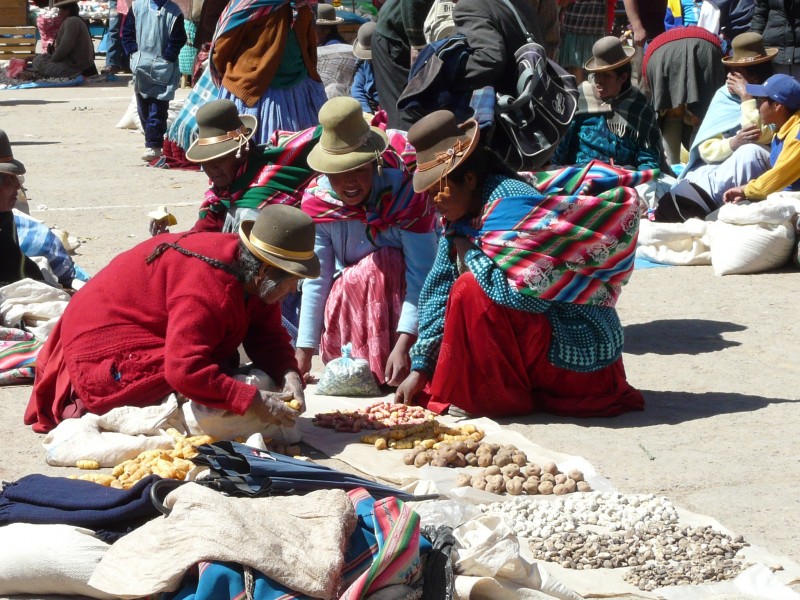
395, 110, 648, 418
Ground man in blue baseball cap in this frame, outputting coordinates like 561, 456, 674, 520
723, 74, 800, 203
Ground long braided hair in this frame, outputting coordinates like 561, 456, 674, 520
145, 232, 244, 281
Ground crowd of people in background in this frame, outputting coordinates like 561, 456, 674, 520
7, 0, 800, 431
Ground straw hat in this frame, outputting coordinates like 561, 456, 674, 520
722, 32, 778, 67
584, 36, 635, 73
0, 129, 25, 175
406, 110, 479, 193
306, 97, 388, 174
316, 4, 344, 25
239, 204, 320, 279
185, 100, 258, 163
353, 21, 376, 60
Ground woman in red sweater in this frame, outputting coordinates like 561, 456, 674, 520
25, 205, 320, 435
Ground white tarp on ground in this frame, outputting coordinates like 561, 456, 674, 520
301, 386, 800, 599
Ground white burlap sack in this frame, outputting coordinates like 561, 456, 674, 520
636, 218, 712, 266
709, 199, 798, 276
0, 523, 114, 599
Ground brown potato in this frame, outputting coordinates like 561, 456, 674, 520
543, 461, 559, 475
538, 481, 555, 495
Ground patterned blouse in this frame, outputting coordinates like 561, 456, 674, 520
409, 175, 625, 376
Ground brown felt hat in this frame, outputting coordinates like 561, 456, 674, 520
239, 204, 320, 279
353, 21, 376, 60
0, 129, 25, 175
407, 110, 479, 193
584, 36, 635, 73
185, 100, 258, 163
306, 97, 388, 174
316, 4, 344, 25
722, 32, 778, 67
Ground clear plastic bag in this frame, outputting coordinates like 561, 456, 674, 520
317, 343, 381, 397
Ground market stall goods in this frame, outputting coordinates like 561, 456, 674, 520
479, 492, 750, 591
69, 428, 214, 488
313, 401, 436, 432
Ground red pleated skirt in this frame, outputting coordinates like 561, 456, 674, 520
419, 273, 644, 418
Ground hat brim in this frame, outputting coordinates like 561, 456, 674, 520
185, 114, 258, 163
353, 40, 371, 60
722, 47, 779, 67
239, 220, 320, 279
316, 17, 344, 25
584, 46, 636, 73
412, 118, 480, 193
0, 158, 25, 175
306, 127, 388, 174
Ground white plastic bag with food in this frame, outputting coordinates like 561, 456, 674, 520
317, 343, 381, 397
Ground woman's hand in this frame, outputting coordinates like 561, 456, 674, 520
384, 333, 416, 387
723, 186, 747, 204
726, 71, 750, 100
729, 125, 761, 151
394, 370, 429, 405
252, 390, 297, 426
295, 347, 315, 383
282, 370, 305, 413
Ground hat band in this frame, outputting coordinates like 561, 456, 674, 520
197, 127, 250, 146
321, 133, 371, 155
248, 235, 315, 260
0, 155, 13, 161
417, 138, 469, 173
733, 54, 767, 63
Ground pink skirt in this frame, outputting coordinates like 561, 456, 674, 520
320, 247, 406, 385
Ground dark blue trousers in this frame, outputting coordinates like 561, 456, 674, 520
136, 95, 170, 148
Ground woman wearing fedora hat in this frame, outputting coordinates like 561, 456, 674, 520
24, 1, 96, 80
26, 204, 320, 437
182, 99, 321, 235
395, 110, 645, 419
675, 32, 775, 204
315, 3, 345, 46
208, 0, 326, 145
296, 97, 438, 387
553, 36, 665, 171
351, 21, 380, 114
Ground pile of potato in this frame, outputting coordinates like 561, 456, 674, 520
313, 402, 435, 433
451, 444, 592, 496
363, 422, 483, 450
69, 428, 216, 489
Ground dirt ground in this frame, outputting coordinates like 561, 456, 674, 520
1, 77, 799, 596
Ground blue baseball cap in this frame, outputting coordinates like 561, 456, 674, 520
745, 74, 800, 111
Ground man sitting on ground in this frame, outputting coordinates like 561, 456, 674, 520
723, 74, 800, 203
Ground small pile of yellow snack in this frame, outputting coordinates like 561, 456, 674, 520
361, 421, 483, 451
70, 428, 216, 489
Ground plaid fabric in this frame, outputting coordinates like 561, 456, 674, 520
316, 43, 358, 91
447, 162, 656, 306
560, 0, 606, 36
14, 212, 76, 285
166, 65, 219, 151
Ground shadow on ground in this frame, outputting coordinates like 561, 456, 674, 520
624, 319, 745, 355
11, 141, 60, 146
504, 390, 796, 428
0, 100, 69, 106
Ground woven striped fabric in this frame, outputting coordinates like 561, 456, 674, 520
0, 327, 42, 376
448, 161, 657, 306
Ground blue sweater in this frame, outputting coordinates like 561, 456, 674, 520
351, 60, 380, 114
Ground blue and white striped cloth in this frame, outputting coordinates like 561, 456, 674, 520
13, 211, 88, 286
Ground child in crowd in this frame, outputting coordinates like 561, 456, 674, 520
122, 0, 187, 162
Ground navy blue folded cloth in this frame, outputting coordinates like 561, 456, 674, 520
0, 473, 161, 541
